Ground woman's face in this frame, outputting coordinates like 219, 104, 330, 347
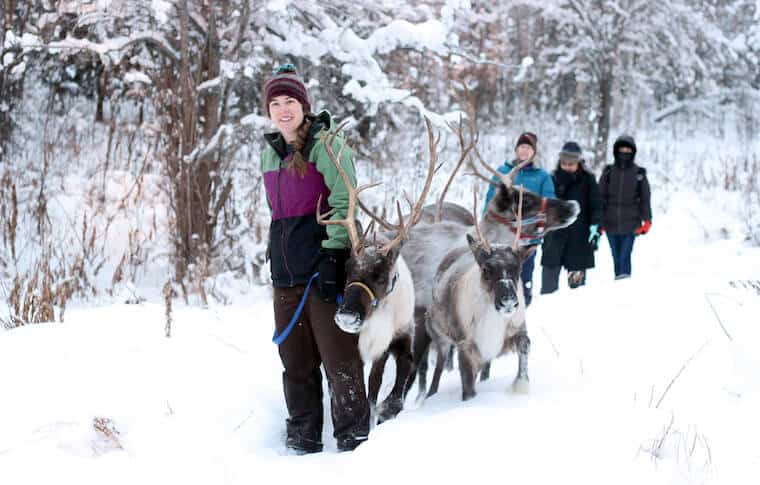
560, 159, 579, 173
516, 144, 535, 162
269, 95, 304, 140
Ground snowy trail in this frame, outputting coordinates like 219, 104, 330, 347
1, 191, 759, 485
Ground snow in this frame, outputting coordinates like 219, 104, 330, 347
124, 71, 152, 85
1, 187, 759, 485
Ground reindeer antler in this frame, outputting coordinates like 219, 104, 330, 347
469, 146, 532, 189
375, 116, 439, 255
315, 122, 381, 255
471, 185, 492, 254
434, 113, 478, 223
513, 186, 524, 250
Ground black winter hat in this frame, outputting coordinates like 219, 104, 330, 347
559, 141, 583, 161
613, 135, 637, 155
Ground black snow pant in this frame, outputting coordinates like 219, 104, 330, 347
273, 285, 370, 453
541, 265, 586, 294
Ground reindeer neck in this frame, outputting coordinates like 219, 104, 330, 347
480, 218, 517, 246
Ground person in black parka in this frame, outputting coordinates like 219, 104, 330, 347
540, 142, 603, 293
599, 135, 652, 279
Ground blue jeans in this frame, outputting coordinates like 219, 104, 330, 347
607, 233, 635, 278
521, 251, 537, 306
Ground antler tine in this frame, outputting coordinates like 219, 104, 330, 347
378, 116, 438, 254
362, 219, 376, 241
408, 116, 439, 227
357, 199, 397, 232
472, 146, 512, 187
512, 186, 524, 251
317, 125, 381, 253
506, 159, 532, 183
437, 112, 478, 222
472, 186, 492, 254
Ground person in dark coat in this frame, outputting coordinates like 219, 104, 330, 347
598, 134, 653, 279
540, 142, 603, 293
261, 64, 369, 454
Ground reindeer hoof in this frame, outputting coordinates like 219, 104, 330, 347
377, 399, 403, 424
512, 377, 530, 394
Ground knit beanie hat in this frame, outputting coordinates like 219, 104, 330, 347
515, 132, 538, 151
559, 141, 583, 162
264, 64, 311, 115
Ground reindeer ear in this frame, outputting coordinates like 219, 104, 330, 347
467, 233, 488, 264
466, 233, 478, 251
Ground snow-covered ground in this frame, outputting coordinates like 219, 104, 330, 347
1, 188, 759, 485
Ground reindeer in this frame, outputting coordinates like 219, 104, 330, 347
316, 120, 438, 423
359, 120, 580, 395
424, 188, 535, 400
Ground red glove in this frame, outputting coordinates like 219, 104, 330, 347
635, 220, 651, 235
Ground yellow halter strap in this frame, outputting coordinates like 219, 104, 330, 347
345, 281, 378, 307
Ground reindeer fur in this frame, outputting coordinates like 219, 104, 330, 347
425, 238, 533, 401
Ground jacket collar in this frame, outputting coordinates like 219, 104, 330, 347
264, 111, 333, 161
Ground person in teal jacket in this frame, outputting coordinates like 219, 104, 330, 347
484, 131, 556, 306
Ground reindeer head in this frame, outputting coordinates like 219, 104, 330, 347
469, 187, 536, 315
490, 183, 580, 236
466, 233, 534, 315
467, 150, 580, 241
334, 238, 404, 333
317, 118, 438, 334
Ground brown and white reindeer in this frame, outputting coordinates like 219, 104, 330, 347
316, 120, 438, 423
359, 117, 580, 394
423, 188, 535, 400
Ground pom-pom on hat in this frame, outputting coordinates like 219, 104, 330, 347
264, 63, 311, 115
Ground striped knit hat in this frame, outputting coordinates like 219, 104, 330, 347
264, 64, 311, 115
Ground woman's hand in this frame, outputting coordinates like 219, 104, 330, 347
317, 248, 350, 302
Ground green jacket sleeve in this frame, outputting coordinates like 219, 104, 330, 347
260, 153, 273, 213
311, 132, 358, 250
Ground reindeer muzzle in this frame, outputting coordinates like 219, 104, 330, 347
335, 310, 363, 334
495, 279, 519, 315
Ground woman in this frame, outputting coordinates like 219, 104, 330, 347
598, 135, 652, 279
260, 64, 369, 454
484, 131, 555, 306
540, 141, 603, 293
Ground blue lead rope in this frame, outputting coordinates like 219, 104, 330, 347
272, 272, 320, 345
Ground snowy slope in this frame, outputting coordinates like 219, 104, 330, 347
1, 188, 759, 485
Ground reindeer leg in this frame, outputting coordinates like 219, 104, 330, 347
378, 337, 414, 423
479, 361, 491, 382
368, 351, 390, 412
512, 331, 531, 394
444, 345, 455, 371
411, 307, 431, 401
426, 341, 449, 398
458, 342, 481, 401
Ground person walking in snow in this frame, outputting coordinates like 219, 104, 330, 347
260, 64, 369, 454
598, 134, 653, 279
540, 142, 603, 293
484, 131, 555, 306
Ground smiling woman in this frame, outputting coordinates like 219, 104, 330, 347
259, 64, 369, 454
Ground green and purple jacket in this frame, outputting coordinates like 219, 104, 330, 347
261, 111, 356, 288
